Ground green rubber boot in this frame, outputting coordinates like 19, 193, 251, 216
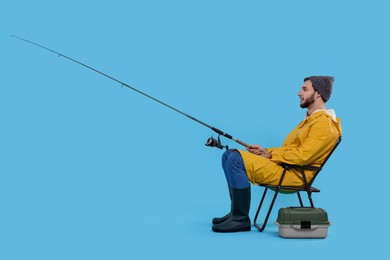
212, 186, 251, 233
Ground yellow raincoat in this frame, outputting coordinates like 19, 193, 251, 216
238, 109, 342, 186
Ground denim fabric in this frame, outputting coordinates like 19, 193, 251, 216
221, 150, 249, 189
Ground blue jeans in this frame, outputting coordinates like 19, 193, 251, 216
222, 150, 250, 189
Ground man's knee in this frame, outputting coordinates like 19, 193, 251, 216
222, 150, 234, 167
222, 149, 232, 160
225, 151, 249, 188
227, 150, 243, 165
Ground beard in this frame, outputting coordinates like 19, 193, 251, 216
300, 93, 315, 108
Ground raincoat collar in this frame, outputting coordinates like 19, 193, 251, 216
306, 108, 337, 122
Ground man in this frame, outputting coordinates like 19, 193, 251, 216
212, 76, 342, 233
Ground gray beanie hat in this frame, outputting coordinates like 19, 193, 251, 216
304, 76, 334, 102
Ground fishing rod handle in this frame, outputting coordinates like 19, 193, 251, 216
234, 139, 250, 148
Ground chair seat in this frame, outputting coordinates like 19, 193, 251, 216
260, 184, 320, 193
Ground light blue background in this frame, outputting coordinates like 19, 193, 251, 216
1, 0, 389, 259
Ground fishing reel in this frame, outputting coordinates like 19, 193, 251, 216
205, 135, 229, 150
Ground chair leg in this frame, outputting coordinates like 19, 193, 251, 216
254, 187, 280, 232
308, 191, 315, 207
253, 187, 268, 231
297, 192, 304, 207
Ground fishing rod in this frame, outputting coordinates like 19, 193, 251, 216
11, 35, 250, 149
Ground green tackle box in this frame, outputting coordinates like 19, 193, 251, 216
275, 207, 331, 238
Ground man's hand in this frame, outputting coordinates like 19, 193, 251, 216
247, 145, 272, 159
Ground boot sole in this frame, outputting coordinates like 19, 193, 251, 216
212, 226, 251, 233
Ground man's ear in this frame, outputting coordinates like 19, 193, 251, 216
315, 91, 322, 99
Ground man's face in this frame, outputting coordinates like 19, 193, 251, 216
298, 80, 316, 108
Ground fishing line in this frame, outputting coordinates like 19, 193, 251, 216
11, 35, 249, 149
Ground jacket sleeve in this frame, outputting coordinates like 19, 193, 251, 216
267, 119, 336, 166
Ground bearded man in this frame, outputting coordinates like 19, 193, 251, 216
212, 76, 342, 233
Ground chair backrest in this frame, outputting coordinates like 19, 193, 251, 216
306, 136, 342, 186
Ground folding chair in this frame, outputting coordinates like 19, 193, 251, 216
253, 136, 342, 232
